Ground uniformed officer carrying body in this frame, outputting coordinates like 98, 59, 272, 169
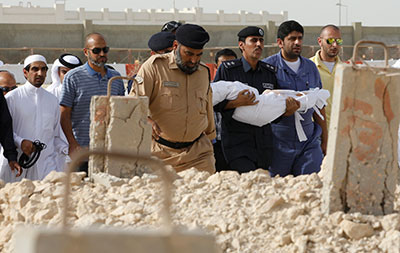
214, 26, 299, 173
131, 24, 216, 174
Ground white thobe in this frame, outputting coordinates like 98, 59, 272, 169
46, 81, 62, 101
0, 81, 68, 182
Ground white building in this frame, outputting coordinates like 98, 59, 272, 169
0, 2, 288, 25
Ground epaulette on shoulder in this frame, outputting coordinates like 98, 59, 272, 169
222, 59, 242, 69
199, 62, 212, 82
260, 61, 277, 73
147, 53, 169, 64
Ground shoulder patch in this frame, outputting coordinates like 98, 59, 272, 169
260, 61, 277, 73
222, 59, 242, 69
199, 62, 211, 82
147, 53, 169, 64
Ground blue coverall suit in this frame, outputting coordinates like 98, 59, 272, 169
214, 57, 278, 173
263, 53, 324, 177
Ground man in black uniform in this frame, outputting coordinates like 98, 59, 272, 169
214, 26, 299, 173
0, 91, 21, 176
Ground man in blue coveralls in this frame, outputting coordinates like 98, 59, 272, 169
263, 20, 327, 177
214, 26, 300, 174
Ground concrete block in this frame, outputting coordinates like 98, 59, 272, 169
89, 96, 108, 176
89, 96, 152, 179
14, 227, 220, 253
322, 64, 400, 215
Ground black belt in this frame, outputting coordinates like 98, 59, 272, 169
18, 140, 47, 169
155, 135, 202, 149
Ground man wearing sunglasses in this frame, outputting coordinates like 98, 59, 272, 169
60, 33, 125, 174
0, 70, 17, 96
310, 25, 342, 130
131, 24, 216, 174
263, 20, 326, 177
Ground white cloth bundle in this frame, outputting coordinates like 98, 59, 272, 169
211, 81, 330, 142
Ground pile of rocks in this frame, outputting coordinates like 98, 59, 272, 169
0, 169, 399, 252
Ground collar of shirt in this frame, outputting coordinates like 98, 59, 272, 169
312, 49, 341, 72
84, 62, 113, 80
241, 57, 261, 72
24, 81, 42, 94
168, 51, 179, 70
276, 52, 306, 76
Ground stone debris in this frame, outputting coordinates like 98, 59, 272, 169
0, 169, 399, 252
339, 219, 374, 240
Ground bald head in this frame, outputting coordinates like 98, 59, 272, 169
85, 33, 106, 48
320, 24, 340, 37
0, 71, 17, 95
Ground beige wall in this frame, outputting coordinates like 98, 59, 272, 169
0, 22, 399, 64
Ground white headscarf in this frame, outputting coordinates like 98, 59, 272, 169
46, 54, 82, 100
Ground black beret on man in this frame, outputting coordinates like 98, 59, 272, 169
148, 32, 176, 52
237, 26, 264, 38
161, 21, 182, 33
175, 24, 210, 49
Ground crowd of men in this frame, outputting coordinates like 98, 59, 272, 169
0, 19, 343, 182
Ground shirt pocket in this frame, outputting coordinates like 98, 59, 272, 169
195, 89, 207, 115
42, 113, 54, 132
159, 88, 180, 109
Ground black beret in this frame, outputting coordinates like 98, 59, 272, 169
148, 32, 175, 52
161, 21, 182, 32
175, 24, 210, 49
237, 26, 264, 38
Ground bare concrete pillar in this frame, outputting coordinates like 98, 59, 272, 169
322, 63, 400, 215
89, 96, 152, 178
83, 19, 93, 37
266, 20, 276, 45
352, 22, 362, 45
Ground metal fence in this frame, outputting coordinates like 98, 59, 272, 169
1, 44, 400, 65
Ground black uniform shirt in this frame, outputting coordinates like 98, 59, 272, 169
0, 92, 17, 162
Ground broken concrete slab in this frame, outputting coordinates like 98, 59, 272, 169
14, 226, 220, 253
322, 63, 400, 215
89, 96, 152, 179
104, 96, 152, 178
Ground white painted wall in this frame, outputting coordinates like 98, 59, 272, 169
0, 63, 127, 84
0, 3, 288, 25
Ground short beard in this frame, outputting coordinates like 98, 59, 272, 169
89, 54, 106, 68
175, 45, 199, 75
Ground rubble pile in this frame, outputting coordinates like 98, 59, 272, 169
0, 169, 399, 253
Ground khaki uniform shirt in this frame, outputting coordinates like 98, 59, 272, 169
132, 51, 216, 142
310, 50, 341, 128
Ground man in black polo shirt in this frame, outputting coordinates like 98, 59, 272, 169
214, 26, 299, 173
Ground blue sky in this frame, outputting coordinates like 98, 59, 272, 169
2, 0, 400, 26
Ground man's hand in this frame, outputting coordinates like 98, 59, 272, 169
283, 97, 300, 116
147, 117, 161, 140
224, 90, 259, 110
68, 141, 81, 157
21, 139, 35, 156
8, 161, 22, 177
321, 139, 327, 156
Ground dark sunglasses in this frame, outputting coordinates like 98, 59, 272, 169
0, 86, 17, 92
86, 46, 110, 54
326, 38, 343, 45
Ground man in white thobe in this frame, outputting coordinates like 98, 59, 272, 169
0, 55, 68, 182
46, 53, 82, 101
